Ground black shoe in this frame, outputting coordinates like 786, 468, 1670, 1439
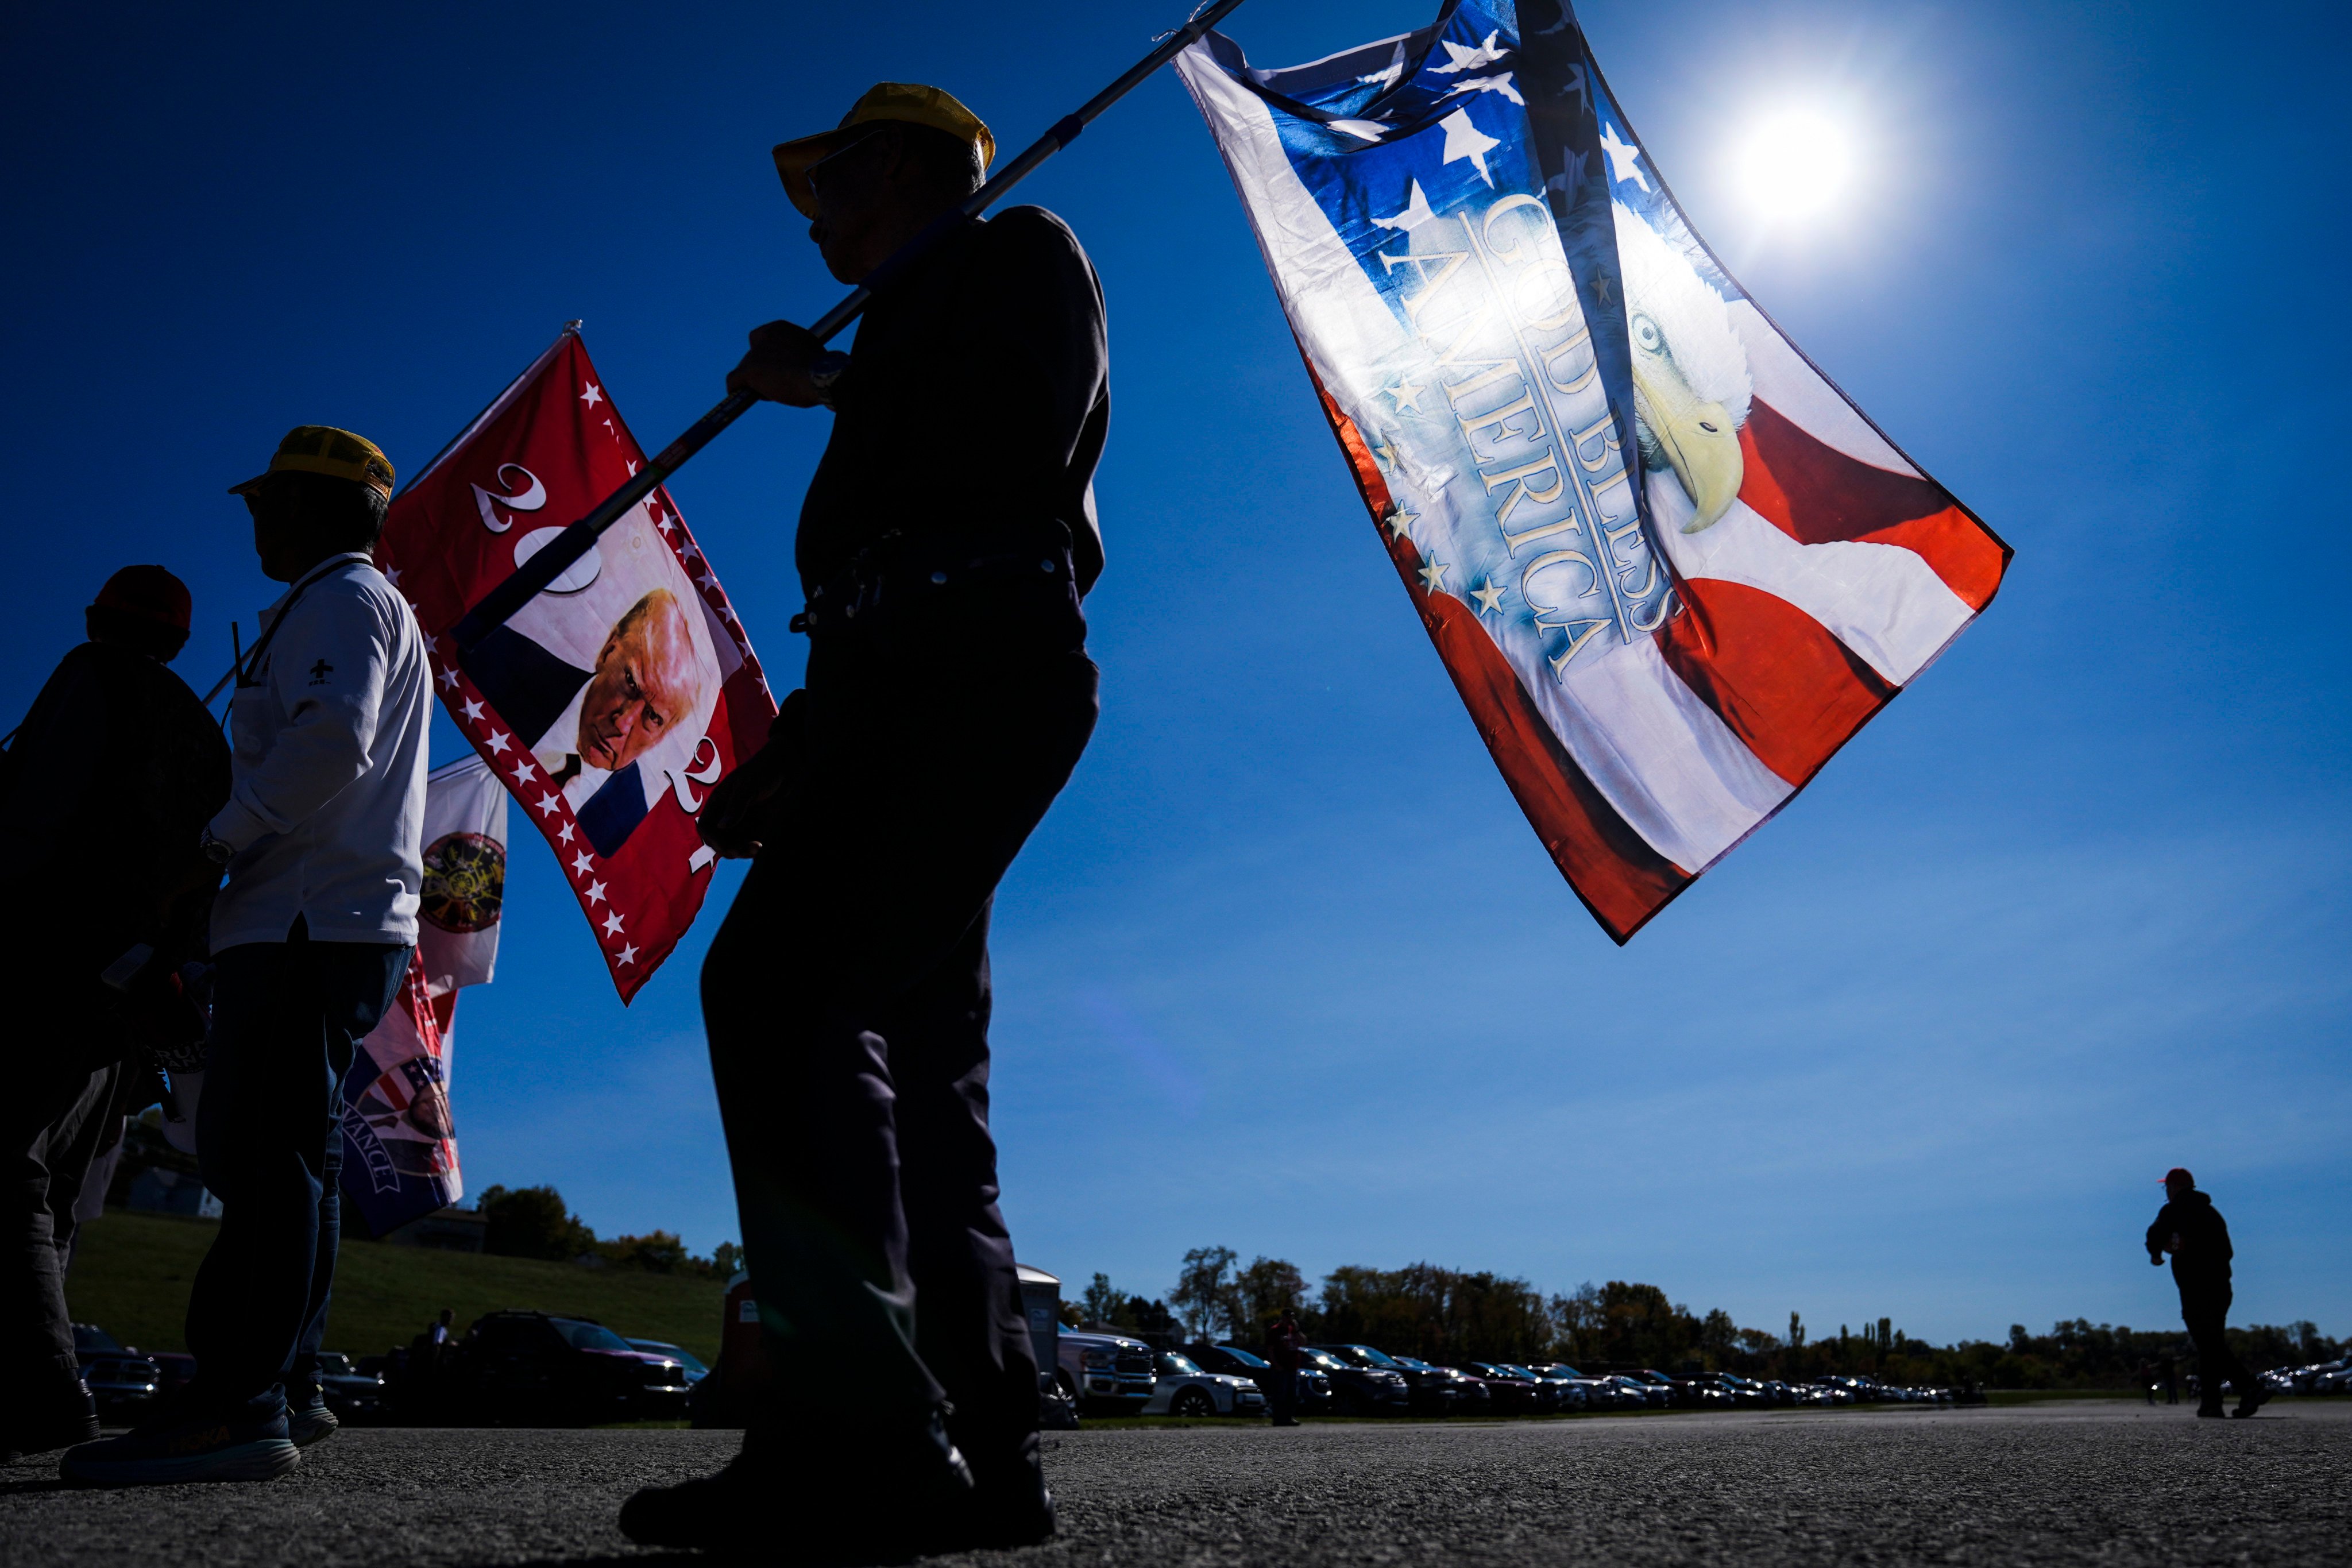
619, 1412, 973, 1557
3, 1382, 100, 1462
2196, 1403, 2227, 1419
287, 1391, 339, 1448
60, 1409, 299, 1486
926, 1445, 1055, 1552
2233, 1386, 2272, 1419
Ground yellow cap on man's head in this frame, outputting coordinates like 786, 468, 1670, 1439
229, 425, 396, 500
771, 82, 995, 218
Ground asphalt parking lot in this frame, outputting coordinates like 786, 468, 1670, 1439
5, 1400, 2346, 1567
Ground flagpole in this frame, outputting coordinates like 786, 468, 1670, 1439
450, 0, 1250, 655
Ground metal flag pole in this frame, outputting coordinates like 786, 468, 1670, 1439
450, 0, 1249, 654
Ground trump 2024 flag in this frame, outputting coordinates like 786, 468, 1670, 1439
379, 329, 776, 999
1177, 0, 2009, 941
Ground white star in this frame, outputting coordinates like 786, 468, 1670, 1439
384, 566, 403, 586
1389, 377, 1426, 414
558, 821, 576, 845
601, 910, 625, 937
1447, 72, 1524, 106
581, 382, 604, 407
1387, 505, 1420, 541
511, 758, 538, 785
1418, 558, 1451, 593
615, 943, 638, 966
1373, 178, 1440, 233
461, 697, 484, 723
1440, 109, 1503, 187
625, 459, 639, 476
536, 792, 561, 817
437, 667, 458, 691
1431, 31, 1509, 75
1600, 122, 1649, 191
1358, 44, 1406, 90
1369, 431, 1402, 472
584, 879, 607, 905
695, 570, 717, 592
1327, 119, 1389, 143
485, 731, 511, 755
1472, 578, 1507, 615
571, 850, 593, 875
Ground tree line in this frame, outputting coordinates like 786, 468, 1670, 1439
1069, 1246, 2343, 1390
473, 1184, 739, 1279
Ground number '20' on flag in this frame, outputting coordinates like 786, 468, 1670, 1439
378, 329, 776, 1000
1177, 0, 2009, 941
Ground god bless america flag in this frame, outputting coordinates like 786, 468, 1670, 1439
1176, 0, 2008, 941
379, 329, 776, 999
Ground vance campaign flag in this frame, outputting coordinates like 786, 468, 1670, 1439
1177, 0, 2008, 941
336, 755, 507, 1234
379, 329, 775, 999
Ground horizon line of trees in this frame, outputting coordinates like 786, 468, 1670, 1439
473, 1184, 739, 1279
1067, 1246, 2344, 1391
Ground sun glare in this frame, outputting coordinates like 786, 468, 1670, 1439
1735, 109, 1857, 221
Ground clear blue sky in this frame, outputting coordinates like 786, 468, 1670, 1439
6, 0, 2345, 1347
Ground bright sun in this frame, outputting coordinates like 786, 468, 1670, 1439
1735, 109, 1857, 220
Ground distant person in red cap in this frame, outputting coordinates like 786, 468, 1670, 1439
1, 565, 229, 1462
2145, 1167, 2267, 1418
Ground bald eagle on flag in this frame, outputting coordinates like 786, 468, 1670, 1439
1177, 0, 2008, 941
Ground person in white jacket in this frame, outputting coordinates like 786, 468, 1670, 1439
64, 426, 430, 1488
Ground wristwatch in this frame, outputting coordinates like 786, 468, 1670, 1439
807, 351, 851, 407
199, 827, 235, 867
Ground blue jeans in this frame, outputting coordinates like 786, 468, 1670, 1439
185, 925, 406, 1422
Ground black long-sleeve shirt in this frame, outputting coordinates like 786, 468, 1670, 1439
2146, 1191, 2233, 1296
797, 205, 1109, 597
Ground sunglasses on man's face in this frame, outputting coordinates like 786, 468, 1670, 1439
805, 126, 893, 201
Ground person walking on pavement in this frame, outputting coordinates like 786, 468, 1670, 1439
1265, 1307, 1307, 1427
64, 427, 430, 1485
1, 567, 229, 1463
618, 83, 1107, 1559
2145, 1167, 2268, 1419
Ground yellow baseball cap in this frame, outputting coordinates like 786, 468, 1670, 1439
229, 425, 396, 500
771, 82, 995, 218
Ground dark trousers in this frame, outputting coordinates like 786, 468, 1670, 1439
185, 927, 405, 1422
2, 1002, 123, 1413
1267, 1367, 1299, 1424
701, 616, 1096, 1484
2181, 1289, 2251, 1409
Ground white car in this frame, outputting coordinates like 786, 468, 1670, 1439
1138, 1350, 1268, 1418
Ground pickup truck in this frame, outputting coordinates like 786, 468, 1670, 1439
1053, 1326, 1156, 1412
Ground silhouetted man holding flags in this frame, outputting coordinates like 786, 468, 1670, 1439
620, 83, 1106, 1557
2146, 1167, 2268, 1419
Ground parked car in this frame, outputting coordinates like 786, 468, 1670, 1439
1395, 1354, 1489, 1414
1055, 1326, 1156, 1413
1608, 1374, 1669, 1409
1317, 1345, 1455, 1416
628, 1339, 711, 1385
1138, 1351, 1268, 1418
1179, 1343, 1334, 1413
313, 1351, 385, 1422
82, 1353, 160, 1419
1459, 1362, 1557, 1413
442, 1311, 692, 1425
1296, 1346, 1409, 1416
1522, 1362, 1595, 1410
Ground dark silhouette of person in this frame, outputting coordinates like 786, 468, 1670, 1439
620, 81, 1105, 1561
2145, 1167, 2266, 1418
2, 565, 227, 1462
1265, 1307, 1307, 1427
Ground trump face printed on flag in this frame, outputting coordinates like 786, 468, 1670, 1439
462, 588, 710, 856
